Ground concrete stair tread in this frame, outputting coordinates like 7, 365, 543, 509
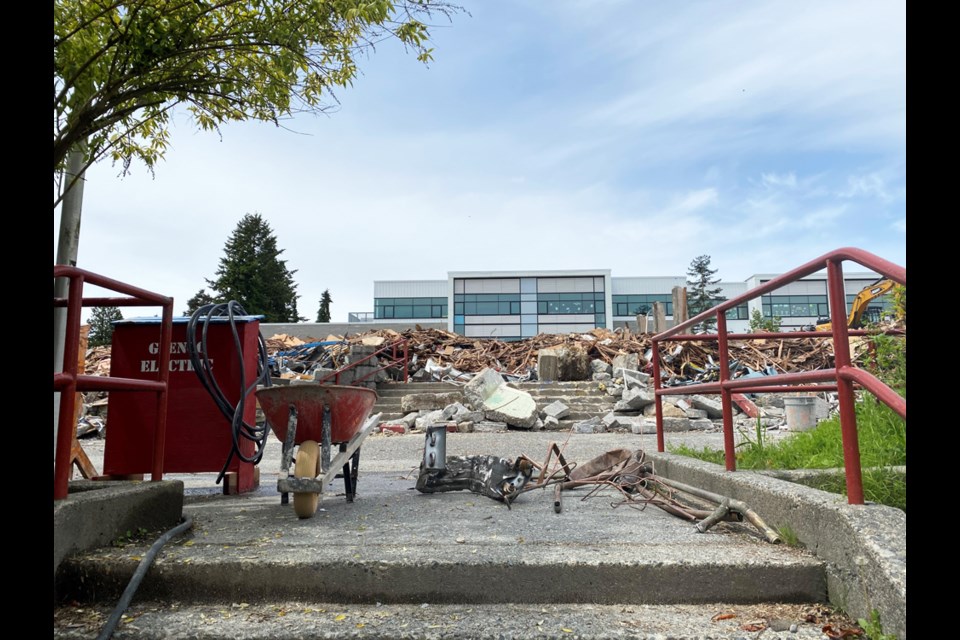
54, 601, 845, 639
58, 472, 825, 609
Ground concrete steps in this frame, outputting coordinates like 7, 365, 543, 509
53, 433, 890, 640
373, 380, 620, 425
56, 472, 826, 614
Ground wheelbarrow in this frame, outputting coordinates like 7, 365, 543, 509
255, 384, 380, 518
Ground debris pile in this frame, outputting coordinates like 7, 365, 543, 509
263, 323, 899, 384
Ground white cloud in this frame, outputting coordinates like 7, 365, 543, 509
761, 172, 798, 189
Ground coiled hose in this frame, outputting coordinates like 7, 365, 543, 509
186, 301, 272, 485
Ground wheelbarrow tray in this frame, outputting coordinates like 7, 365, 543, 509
256, 384, 378, 444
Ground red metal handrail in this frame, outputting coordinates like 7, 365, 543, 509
314, 338, 410, 386
651, 247, 905, 505
53, 266, 174, 500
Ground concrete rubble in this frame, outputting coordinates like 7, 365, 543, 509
463, 368, 539, 429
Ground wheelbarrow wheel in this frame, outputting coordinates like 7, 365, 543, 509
293, 440, 321, 519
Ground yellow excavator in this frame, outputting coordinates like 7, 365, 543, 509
809, 279, 896, 332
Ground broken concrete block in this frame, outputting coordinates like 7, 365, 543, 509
401, 392, 463, 414
461, 410, 486, 424
592, 372, 612, 382
590, 359, 612, 375
572, 416, 606, 433
602, 412, 636, 430
537, 350, 560, 382
540, 346, 591, 381
474, 420, 507, 433
543, 416, 561, 430
662, 417, 694, 432
541, 400, 571, 420
683, 407, 708, 419
690, 394, 724, 419
616, 368, 651, 389
532, 418, 544, 431
463, 368, 538, 428
398, 412, 420, 428
617, 386, 656, 411
631, 420, 657, 435
414, 410, 444, 431
457, 421, 475, 433
690, 419, 713, 431
611, 353, 641, 375
606, 384, 624, 398
441, 402, 470, 421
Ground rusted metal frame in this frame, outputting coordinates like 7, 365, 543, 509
152, 301, 173, 482
695, 498, 731, 533
716, 313, 736, 471
54, 375, 167, 393
54, 275, 84, 500
840, 366, 906, 420
53, 266, 174, 500
651, 475, 782, 544
828, 260, 865, 505
648, 248, 904, 507
654, 247, 905, 342
53, 297, 165, 308
315, 338, 410, 386
53, 266, 174, 306
276, 413, 381, 496
734, 385, 838, 394
652, 337, 665, 452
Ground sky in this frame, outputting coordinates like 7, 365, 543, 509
56, 0, 906, 324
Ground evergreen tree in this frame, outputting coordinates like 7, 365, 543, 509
686, 255, 724, 332
316, 289, 333, 323
206, 213, 303, 322
88, 306, 123, 347
183, 289, 215, 317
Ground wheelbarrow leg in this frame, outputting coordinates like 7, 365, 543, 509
341, 446, 362, 503
279, 404, 299, 507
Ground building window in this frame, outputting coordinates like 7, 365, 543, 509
724, 304, 749, 320
761, 295, 829, 318
612, 294, 673, 317
375, 297, 447, 319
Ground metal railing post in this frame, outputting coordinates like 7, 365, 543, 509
716, 312, 736, 471
652, 338, 665, 452
827, 259, 865, 504
151, 302, 174, 481
54, 274, 85, 500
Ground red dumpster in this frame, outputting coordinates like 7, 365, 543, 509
103, 316, 262, 494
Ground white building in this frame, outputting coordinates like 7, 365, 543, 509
360, 269, 893, 338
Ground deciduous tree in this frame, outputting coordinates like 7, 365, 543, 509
54, 0, 463, 207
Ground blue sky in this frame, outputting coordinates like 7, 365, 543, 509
59, 0, 906, 323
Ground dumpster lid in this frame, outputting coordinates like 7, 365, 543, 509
113, 315, 265, 325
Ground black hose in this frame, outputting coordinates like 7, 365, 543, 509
95, 517, 194, 640
186, 301, 272, 484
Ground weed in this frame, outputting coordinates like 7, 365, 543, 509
775, 524, 802, 548
110, 527, 149, 548
857, 609, 897, 640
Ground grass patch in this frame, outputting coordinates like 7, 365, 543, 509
775, 524, 802, 548
669, 395, 906, 510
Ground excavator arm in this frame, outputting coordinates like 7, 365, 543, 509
814, 279, 896, 331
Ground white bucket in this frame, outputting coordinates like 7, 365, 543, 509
783, 396, 817, 431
